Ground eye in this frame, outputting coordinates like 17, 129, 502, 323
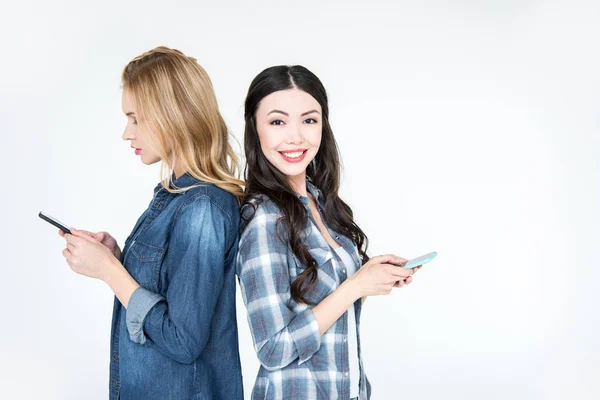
304, 118, 317, 124
270, 119, 284, 126
132, 119, 138, 125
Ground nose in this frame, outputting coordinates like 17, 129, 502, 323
286, 122, 304, 145
122, 125, 135, 141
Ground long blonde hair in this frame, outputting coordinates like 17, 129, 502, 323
122, 46, 244, 200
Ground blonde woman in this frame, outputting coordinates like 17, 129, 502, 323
58, 47, 244, 399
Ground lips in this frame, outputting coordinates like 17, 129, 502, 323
279, 149, 308, 163
131, 145, 141, 155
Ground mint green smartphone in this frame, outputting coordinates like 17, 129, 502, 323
402, 251, 438, 269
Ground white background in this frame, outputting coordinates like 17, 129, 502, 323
1, 1, 598, 399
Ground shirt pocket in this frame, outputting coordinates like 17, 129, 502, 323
289, 245, 338, 307
127, 240, 165, 290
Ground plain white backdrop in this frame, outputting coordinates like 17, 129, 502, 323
1, 1, 598, 399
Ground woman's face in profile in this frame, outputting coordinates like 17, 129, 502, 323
255, 88, 322, 181
121, 90, 161, 165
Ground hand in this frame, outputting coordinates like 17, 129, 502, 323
60, 228, 121, 259
349, 254, 414, 297
393, 265, 422, 288
61, 228, 120, 281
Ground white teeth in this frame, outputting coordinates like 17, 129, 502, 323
282, 151, 304, 158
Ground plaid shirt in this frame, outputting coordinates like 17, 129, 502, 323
237, 182, 371, 400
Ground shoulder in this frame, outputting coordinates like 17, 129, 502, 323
240, 194, 284, 231
239, 194, 293, 253
237, 195, 289, 265
177, 182, 239, 223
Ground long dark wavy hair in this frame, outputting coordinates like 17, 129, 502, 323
243, 65, 369, 305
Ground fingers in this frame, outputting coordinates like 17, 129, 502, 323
74, 228, 104, 241
384, 283, 395, 294
385, 265, 413, 278
393, 257, 409, 267
93, 232, 107, 241
58, 229, 65, 237
62, 248, 72, 259
371, 254, 406, 266
73, 228, 94, 237
64, 233, 95, 247
70, 228, 98, 243
410, 265, 422, 274
63, 234, 80, 247
392, 276, 413, 288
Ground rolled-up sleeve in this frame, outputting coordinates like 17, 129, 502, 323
125, 195, 231, 364
237, 206, 321, 371
126, 287, 164, 345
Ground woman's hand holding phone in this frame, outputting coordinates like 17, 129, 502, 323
350, 254, 415, 297
59, 229, 121, 260
59, 228, 121, 281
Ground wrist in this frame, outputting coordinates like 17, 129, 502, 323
342, 275, 363, 302
103, 258, 125, 285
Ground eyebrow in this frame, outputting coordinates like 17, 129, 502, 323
266, 109, 320, 117
267, 109, 288, 116
125, 112, 136, 117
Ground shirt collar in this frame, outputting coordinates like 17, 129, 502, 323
172, 171, 197, 189
154, 171, 199, 194
296, 178, 324, 206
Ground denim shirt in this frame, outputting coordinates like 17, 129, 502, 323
236, 181, 371, 400
109, 173, 243, 400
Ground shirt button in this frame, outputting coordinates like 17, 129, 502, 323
344, 372, 349, 377
113, 380, 119, 387
155, 202, 161, 208
342, 269, 346, 274
343, 337, 347, 343
113, 354, 119, 360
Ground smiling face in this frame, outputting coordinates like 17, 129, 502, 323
254, 88, 322, 187
121, 90, 162, 165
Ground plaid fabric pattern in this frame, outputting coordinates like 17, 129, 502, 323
237, 182, 371, 400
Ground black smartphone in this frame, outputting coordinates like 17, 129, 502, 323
38, 211, 71, 234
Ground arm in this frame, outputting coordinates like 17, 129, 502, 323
105, 263, 140, 308
124, 196, 231, 364
311, 279, 361, 335
62, 230, 139, 307
237, 207, 363, 370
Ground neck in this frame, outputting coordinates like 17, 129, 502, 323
288, 172, 307, 197
173, 159, 186, 179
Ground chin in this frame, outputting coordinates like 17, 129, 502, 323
141, 156, 161, 165
278, 165, 309, 178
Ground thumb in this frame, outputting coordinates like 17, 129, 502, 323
72, 229, 98, 243
372, 254, 400, 266
92, 232, 106, 241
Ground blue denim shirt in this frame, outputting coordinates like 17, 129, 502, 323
109, 173, 243, 400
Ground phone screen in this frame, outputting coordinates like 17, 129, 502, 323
403, 251, 438, 269
39, 212, 71, 234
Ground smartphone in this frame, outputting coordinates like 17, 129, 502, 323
38, 211, 71, 234
402, 251, 438, 269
